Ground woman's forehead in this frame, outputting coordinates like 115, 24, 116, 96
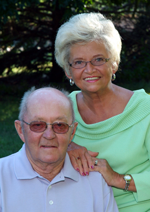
70, 41, 108, 59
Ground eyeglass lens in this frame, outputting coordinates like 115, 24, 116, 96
29, 121, 69, 134
71, 57, 109, 68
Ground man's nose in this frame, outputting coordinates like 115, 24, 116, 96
43, 125, 56, 139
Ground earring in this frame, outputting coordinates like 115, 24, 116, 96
112, 74, 116, 81
70, 79, 74, 86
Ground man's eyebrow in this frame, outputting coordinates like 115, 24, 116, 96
34, 116, 68, 121
55, 116, 68, 121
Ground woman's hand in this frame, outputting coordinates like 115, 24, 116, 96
90, 158, 120, 187
67, 143, 136, 191
91, 158, 137, 191
67, 142, 99, 176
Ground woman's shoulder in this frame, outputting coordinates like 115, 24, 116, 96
115, 86, 150, 108
126, 89, 150, 108
69, 90, 81, 107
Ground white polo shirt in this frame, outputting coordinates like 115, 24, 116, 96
0, 144, 118, 212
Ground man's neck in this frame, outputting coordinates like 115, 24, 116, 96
32, 160, 65, 181
26, 153, 65, 182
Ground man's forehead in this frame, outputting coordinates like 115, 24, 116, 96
26, 88, 71, 115
29, 88, 68, 103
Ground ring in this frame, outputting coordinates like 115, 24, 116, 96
94, 160, 98, 166
76, 157, 80, 160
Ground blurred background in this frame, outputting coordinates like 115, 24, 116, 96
0, 0, 150, 157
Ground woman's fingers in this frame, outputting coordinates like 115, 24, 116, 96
75, 157, 86, 175
84, 151, 95, 170
69, 146, 119, 186
69, 155, 80, 172
68, 152, 90, 175
88, 150, 99, 158
78, 153, 90, 176
67, 142, 100, 176
71, 152, 96, 176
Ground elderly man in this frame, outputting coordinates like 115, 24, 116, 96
0, 87, 118, 212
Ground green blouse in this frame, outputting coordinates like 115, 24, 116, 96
69, 89, 150, 212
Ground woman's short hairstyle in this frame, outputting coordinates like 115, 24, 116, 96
55, 12, 122, 75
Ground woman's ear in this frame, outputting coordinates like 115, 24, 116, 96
65, 71, 72, 80
14, 120, 25, 143
112, 62, 118, 73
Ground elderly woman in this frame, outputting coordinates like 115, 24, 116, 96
55, 13, 150, 212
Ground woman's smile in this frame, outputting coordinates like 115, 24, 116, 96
84, 76, 101, 82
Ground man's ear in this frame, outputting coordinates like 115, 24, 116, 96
69, 122, 78, 143
14, 120, 25, 143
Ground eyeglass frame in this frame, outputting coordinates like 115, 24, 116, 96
68, 57, 110, 69
21, 120, 73, 134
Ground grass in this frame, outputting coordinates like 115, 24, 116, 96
0, 96, 23, 157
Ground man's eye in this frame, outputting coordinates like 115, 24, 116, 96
33, 124, 43, 128
35, 124, 41, 127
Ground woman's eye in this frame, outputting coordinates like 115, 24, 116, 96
74, 60, 84, 65
95, 57, 103, 62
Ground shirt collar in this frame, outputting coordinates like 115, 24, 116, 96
61, 153, 79, 182
14, 144, 79, 182
14, 144, 40, 179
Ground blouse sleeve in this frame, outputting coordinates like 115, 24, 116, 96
132, 120, 150, 202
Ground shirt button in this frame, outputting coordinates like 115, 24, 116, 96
49, 200, 53, 205
49, 185, 52, 189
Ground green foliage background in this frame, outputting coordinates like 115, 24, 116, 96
0, 0, 150, 85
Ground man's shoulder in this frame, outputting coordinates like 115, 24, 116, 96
83, 171, 112, 197
87, 171, 104, 183
0, 152, 17, 167
78, 171, 106, 187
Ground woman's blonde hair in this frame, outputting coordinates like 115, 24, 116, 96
55, 12, 122, 75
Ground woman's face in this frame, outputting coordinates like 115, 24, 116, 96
66, 41, 116, 94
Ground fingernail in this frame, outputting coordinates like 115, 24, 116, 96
91, 166, 94, 169
76, 168, 79, 172
82, 172, 86, 176
86, 172, 89, 176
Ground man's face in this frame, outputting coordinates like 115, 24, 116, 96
15, 89, 77, 168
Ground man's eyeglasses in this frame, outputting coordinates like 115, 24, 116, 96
69, 57, 110, 69
21, 120, 73, 134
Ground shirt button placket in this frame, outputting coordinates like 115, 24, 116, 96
48, 185, 54, 208
49, 200, 54, 205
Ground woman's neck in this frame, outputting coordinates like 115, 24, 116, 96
77, 85, 133, 123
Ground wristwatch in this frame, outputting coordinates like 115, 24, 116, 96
123, 174, 132, 191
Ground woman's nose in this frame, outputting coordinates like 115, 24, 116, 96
84, 61, 95, 74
